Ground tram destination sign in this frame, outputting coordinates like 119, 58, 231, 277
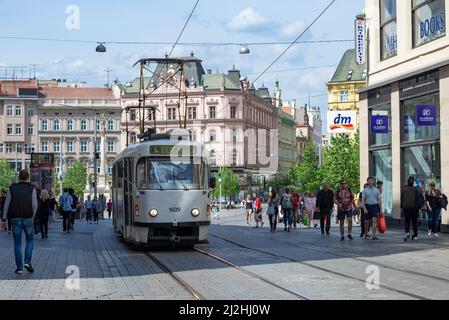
150, 145, 198, 156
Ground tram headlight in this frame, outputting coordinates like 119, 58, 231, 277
149, 209, 158, 217
191, 208, 200, 217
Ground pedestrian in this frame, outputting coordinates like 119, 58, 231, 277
212, 202, 220, 220
59, 188, 73, 234
358, 184, 369, 237
69, 188, 78, 231
253, 193, 264, 228
425, 182, 443, 238
107, 199, 113, 219
84, 195, 93, 224
1, 170, 38, 274
280, 188, 294, 232
38, 189, 51, 239
48, 192, 56, 229
361, 177, 382, 240
92, 196, 101, 224
245, 195, 253, 226
303, 192, 316, 228
292, 191, 300, 229
401, 176, 424, 241
0, 190, 7, 231
316, 182, 334, 236
267, 189, 279, 232
335, 180, 356, 241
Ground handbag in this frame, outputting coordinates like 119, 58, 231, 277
267, 206, 275, 216
278, 205, 284, 219
313, 210, 320, 220
378, 214, 387, 234
303, 214, 309, 226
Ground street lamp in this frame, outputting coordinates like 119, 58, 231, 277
239, 45, 250, 55
96, 42, 106, 53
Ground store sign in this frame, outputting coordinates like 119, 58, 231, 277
416, 105, 437, 126
327, 111, 357, 133
371, 115, 389, 134
419, 10, 445, 42
355, 18, 366, 65
404, 115, 415, 134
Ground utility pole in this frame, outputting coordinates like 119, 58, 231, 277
105, 67, 112, 88
219, 158, 222, 209
94, 115, 98, 199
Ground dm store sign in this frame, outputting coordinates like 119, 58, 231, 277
327, 111, 357, 134
371, 115, 389, 134
416, 105, 437, 126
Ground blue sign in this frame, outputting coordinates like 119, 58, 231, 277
404, 115, 415, 134
416, 105, 437, 126
371, 115, 389, 134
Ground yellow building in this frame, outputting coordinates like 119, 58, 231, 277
326, 49, 367, 138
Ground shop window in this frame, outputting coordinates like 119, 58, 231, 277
369, 103, 392, 147
371, 149, 393, 216
402, 144, 440, 189
413, 0, 446, 47
380, 0, 397, 60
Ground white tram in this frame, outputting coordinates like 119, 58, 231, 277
112, 129, 215, 247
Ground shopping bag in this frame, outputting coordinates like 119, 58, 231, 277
303, 214, 309, 226
378, 214, 387, 234
313, 210, 320, 220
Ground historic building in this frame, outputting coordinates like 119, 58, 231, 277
118, 56, 278, 193
359, 0, 449, 233
0, 79, 39, 171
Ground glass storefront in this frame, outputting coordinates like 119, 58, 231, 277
402, 93, 439, 143
371, 149, 393, 216
402, 144, 441, 189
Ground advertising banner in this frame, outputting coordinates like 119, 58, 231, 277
416, 105, 437, 126
370, 115, 389, 134
355, 18, 366, 65
327, 111, 357, 134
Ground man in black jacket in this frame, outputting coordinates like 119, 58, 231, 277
401, 176, 424, 241
2, 170, 38, 274
316, 182, 334, 235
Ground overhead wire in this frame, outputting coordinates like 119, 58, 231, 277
168, 0, 200, 57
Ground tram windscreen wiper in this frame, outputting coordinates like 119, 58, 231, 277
173, 169, 189, 191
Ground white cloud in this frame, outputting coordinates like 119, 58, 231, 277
281, 20, 306, 38
227, 7, 271, 32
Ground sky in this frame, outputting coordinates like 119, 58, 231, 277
0, 0, 365, 120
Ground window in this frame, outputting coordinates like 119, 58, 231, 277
67, 120, 73, 131
191, 131, 197, 141
15, 105, 22, 116
340, 90, 349, 102
188, 107, 197, 120
402, 93, 439, 143
403, 144, 440, 188
380, 0, 397, 60
66, 141, 74, 153
53, 141, 60, 153
231, 129, 237, 144
25, 144, 35, 154
80, 120, 87, 131
95, 141, 100, 153
230, 106, 237, 119
6, 106, 13, 116
107, 120, 114, 131
107, 141, 115, 152
96, 120, 101, 131
53, 120, 60, 131
27, 124, 34, 135
108, 164, 113, 175
16, 144, 23, 153
168, 108, 177, 120
41, 120, 48, 131
209, 130, 216, 142
413, 0, 446, 47
5, 144, 13, 153
130, 132, 137, 144
371, 149, 393, 215
0, 144, 3, 153
15, 124, 22, 135
41, 141, 48, 153
7, 124, 13, 135
130, 110, 136, 121
80, 140, 88, 153
209, 106, 216, 119
232, 149, 237, 166
27, 106, 34, 117
369, 104, 392, 147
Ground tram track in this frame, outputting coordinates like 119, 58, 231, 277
208, 233, 432, 300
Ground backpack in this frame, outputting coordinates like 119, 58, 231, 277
402, 187, 416, 210
71, 195, 79, 210
441, 194, 448, 210
281, 194, 293, 208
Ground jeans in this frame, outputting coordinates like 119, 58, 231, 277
283, 208, 293, 227
404, 208, 418, 237
93, 210, 99, 223
39, 216, 49, 237
86, 209, 92, 222
62, 211, 71, 232
11, 218, 34, 270
429, 208, 441, 234
70, 211, 76, 229
319, 208, 332, 234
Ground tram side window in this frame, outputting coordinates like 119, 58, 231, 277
136, 159, 147, 189
117, 160, 124, 188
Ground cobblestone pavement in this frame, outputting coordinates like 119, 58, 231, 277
0, 209, 448, 300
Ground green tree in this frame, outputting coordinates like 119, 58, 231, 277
212, 167, 240, 201
0, 158, 16, 191
321, 132, 360, 192
289, 139, 323, 193
63, 160, 87, 196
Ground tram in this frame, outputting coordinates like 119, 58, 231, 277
112, 128, 215, 247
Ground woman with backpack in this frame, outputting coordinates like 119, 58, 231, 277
253, 193, 264, 228
425, 182, 444, 238
280, 188, 294, 232
267, 189, 279, 232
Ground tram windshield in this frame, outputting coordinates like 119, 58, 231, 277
136, 158, 209, 191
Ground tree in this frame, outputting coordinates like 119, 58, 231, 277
0, 158, 16, 191
288, 139, 323, 193
321, 132, 360, 193
62, 160, 87, 197
212, 167, 240, 201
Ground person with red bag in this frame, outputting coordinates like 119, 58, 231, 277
253, 193, 264, 228
361, 177, 382, 241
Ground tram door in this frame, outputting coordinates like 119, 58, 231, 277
123, 157, 134, 239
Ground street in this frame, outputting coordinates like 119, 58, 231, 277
0, 208, 448, 300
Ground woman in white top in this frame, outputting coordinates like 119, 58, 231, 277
304, 192, 317, 228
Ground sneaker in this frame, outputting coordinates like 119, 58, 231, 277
360, 233, 365, 238
372, 237, 379, 241
285, 227, 288, 231
314, 224, 318, 228
365, 235, 371, 240
434, 233, 440, 238
428, 230, 432, 236
15, 269, 23, 274
340, 237, 345, 241
348, 235, 353, 240
404, 233, 411, 242
24, 264, 34, 273
412, 236, 418, 241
